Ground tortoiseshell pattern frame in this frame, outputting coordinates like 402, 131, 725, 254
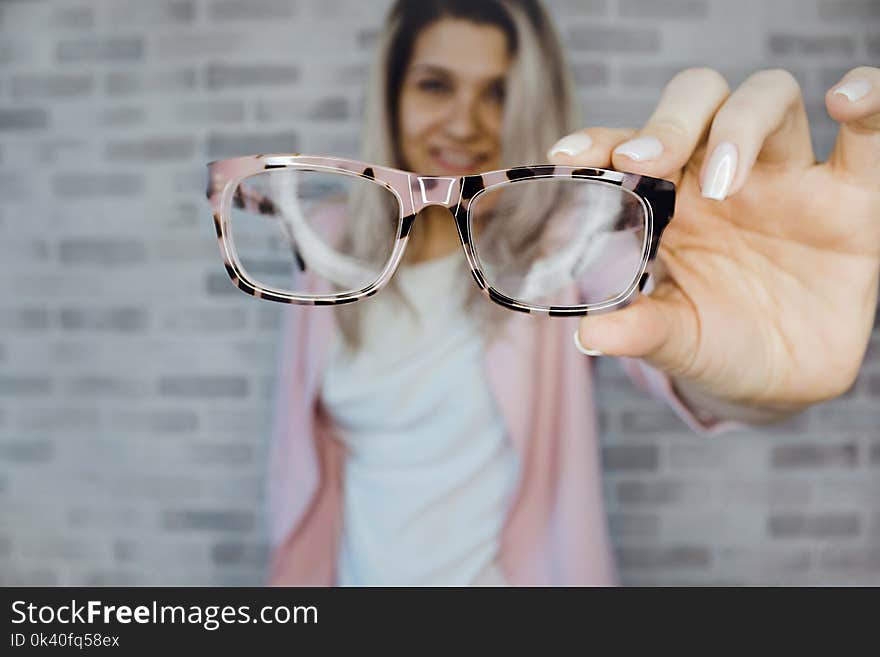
205, 154, 675, 317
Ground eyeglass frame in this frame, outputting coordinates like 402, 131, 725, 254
205, 153, 675, 317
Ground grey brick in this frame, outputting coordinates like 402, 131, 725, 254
105, 137, 195, 162
0, 308, 50, 331
154, 32, 246, 58
819, 408, 880, 432
543, 0, 608, 16
106, 410, 199, 433
11, 73, 93, 100
602, 444, 659, 471
617, 479, 710, 505
767, 34, 857, 57
175, 100, 245, 124
84, 571, 141, 586
24, 537, 91, 560
0, 173, 33, 200
209, 0, 295, 21
0, 239, 49, 264
204, 63, 300, 90
49, 5, 95, 29
59, 239, 147, 266
820, 546, 880, 570
17, 408, 99, 433
97, 105, 153, 127
357, 28, 379, 49
158, 375, 249, 398
206, 272, 238, 296
617, 545, 711, 569
211, 541, 267, 566
64, 376, 148, 398
818, 0, 880, 21
309, 97, 350, 121
56, 37, 145, 62
52, 172, 144, 198
0, 439, 54, 463
568, 26, 661, 52
113, 540, 136, 562
191, 443, 254, 464
716, 546, 813, 574
163, 510, 255, 532
619, 63, 693, 90
205, 131, 298, 160
618, 0, 708, 19
570, 61, 610, 86
771, 442, 858, 469
620, 408, 686, 433
0, 570, 58, 586
59, 308, 148, 332
768, 512, 861, 538
607, 513, 660, 538
0, 108, 49, 131
0, 376, 51, 396
721, 479, 812, 506
111, 475, 202, 499
162, 307, 248, 332
106, 69, 197, 96
867, 373, 880, 397
108, 0, 197, 25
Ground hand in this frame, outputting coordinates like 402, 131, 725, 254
549, 66, 880, 411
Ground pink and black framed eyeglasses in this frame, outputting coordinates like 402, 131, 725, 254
205, 154, 675, 316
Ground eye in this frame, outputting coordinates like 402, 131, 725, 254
486, 79, 506, 104
417, 77, 451, 93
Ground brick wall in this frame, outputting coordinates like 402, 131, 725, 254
0, 0, 877, 585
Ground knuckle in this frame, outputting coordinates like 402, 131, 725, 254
712, 97, 752, 129
845, 64, 880, 80
647, 117, 691, 144
747, 68, 802, 96
671, 66, 730, 96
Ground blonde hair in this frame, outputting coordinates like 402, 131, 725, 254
338, 0, 580, 349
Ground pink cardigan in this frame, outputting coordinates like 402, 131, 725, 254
265, 285, 743, 586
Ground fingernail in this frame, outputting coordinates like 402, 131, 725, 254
832, 78, 871, 102
573, 330, 603, 357
701, 141, 738, 201
548, 133, 593, 158
613, 136, 664, 162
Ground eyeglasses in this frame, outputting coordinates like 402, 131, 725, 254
205, 154, 675, 316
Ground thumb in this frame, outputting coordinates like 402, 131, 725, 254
825, 66, 880, 190
574, 287, 698, 376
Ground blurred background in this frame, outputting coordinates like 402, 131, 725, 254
0, 0, 877, 586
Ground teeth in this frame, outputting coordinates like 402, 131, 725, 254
438, 149, 478, 167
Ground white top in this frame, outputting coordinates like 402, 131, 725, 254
320, 249, 520, 586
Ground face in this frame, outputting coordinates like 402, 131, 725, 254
397, 18, 510, 177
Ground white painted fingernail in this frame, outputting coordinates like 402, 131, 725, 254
832, 78, 871, 102
613, 136, 663, 162
573, 330, 603, 357
548, 133, 593, 158
701, 141, 738, 201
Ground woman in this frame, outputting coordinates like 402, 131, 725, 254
266, 0, 880, 585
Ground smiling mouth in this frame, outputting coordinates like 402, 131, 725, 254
429, 147, 489, 173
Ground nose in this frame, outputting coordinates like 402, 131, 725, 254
444, 92, 481, 140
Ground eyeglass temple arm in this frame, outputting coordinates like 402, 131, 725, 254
232, 185, 307, 272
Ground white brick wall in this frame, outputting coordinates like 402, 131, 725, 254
0, 0, 877, 585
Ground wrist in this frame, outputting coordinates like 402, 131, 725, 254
669, 376, 807, 426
